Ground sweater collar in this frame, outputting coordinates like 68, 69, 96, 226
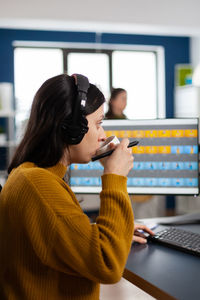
46, 163, 67, 178
19, 162, 67, 179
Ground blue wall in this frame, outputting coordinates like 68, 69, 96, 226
0, 28, 190, 208
0, 28, 190, 118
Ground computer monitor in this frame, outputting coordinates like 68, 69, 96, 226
69, 118, 199, 195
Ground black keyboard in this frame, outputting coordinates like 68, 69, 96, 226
148, 227, 200, 257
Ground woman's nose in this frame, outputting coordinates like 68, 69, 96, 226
99, 127, 106, 142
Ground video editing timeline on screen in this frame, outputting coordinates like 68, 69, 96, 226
69, 119, 199, 194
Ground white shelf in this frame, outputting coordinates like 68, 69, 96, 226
0, 170, 7, 176
174, 86, 200, 118
0, 84, 15, 179
0, 110, 15, 117
0, 141, 17, 147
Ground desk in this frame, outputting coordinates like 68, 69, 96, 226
123, 223, 200, 300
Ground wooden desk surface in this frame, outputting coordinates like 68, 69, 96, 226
123, 224, 200, 300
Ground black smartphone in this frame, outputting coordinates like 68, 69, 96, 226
91, 140, 139, 162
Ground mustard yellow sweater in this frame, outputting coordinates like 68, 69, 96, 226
0, 162, 134, 300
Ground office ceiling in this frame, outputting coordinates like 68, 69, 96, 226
0, 0, 200, 36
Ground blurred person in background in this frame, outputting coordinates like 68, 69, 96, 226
105, 88, 127, 119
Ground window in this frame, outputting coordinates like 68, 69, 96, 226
14, 48, 63, 140
14, 43, 165, 141
112, 51, 157, 119
67, 52, 110, 100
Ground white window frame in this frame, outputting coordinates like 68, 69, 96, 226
13, 40, 166, 118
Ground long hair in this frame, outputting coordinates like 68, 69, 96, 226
8, 74, 105, 173
105, 88, 126, 118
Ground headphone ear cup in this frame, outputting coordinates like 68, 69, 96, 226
62, 114, 89, 145
62, 74, 90, 144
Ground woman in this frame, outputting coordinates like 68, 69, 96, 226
105, 88, 127, 119
0, 74, 153, 300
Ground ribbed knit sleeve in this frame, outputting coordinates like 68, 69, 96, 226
45, 173, 134, 284
0, 163, 134, 299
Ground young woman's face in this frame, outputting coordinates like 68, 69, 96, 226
69, 104, 106, 163
112, 91, 127, 113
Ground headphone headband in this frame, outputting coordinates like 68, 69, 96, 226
72, 74, 90, 110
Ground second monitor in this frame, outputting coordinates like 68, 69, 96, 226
69, 118, 199, 195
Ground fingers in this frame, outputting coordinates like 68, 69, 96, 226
109, 142, 117, 150
132, 235, 147, 244
132, 223, 156, 245
103, 138, 134, 177
113, 138, 134, 158
134, 224, 155, 236
120, 138, 129, 149
120, 139, 134, 157
134, 231, 147, 238
118, 139, 133, 158
128, 148, 132, 154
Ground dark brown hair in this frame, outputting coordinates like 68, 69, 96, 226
8, 74, 105, 173
105, 88, 126, 119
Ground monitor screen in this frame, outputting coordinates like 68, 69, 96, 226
69, 118, 199, 195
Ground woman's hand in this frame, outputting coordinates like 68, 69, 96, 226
102, 138, 134, 177
132, 224, 155, 244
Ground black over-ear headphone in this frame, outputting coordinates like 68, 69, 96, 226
62, 74, 90, 145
